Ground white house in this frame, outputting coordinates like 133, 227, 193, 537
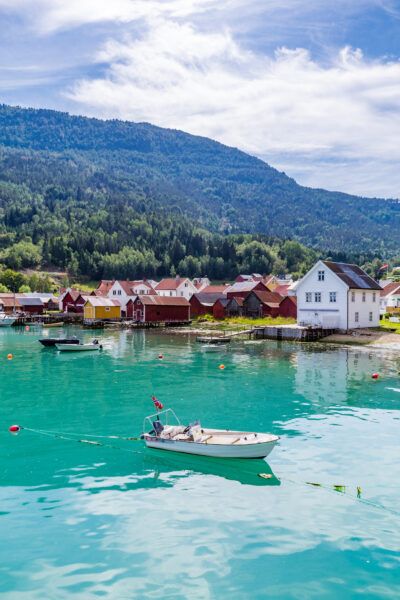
379, 282, 400, 315
296, 261, 381, 330
108, 280, 156, 312
154, 277, 197, 300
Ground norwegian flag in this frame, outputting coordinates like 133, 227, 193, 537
152, 396, 163, 410
379, 264, 388, 270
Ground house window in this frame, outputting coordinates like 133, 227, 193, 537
372, 292, 376, 302
355, 312, 359, 323
362, 292, 366, 302
113, 290, 116, 295
170, 292, 173, 296
118, 290, 121, 295
329, 292, 337, 303
184, 283, 188, 287
369, 312, 373, 322
318, 270, 325, 281
351, 292, 355, 302
305, 292, 312, 303
314, 292, 321, 302
105, 307, 110, 312
181, 291, 184, 296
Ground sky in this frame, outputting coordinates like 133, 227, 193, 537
1, 0, 400, 198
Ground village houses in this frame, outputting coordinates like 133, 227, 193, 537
379, 281, 400, 315
154, 276, 197, 300
295, 261, 381, 330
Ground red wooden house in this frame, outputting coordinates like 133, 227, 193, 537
279, 296, 297, 318
242, 291, 284, 318
74, 293, 91, 313
213, 298, 229, 319
19, 297, 44, 314
190, 293, 226, 317
128, 295, 190, 323
61, 290, 80, 312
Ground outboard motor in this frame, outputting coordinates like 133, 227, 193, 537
153, 420, 164, 437
93, 338, 98, 345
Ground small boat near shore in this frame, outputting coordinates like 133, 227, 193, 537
39, 336, 79, 347
42, 322, 64, 328
56, 339, 102, 352
201, 343, 227, 352
196, 335, 231, 343
142, 408, 279, 459
0, 313, 17, 327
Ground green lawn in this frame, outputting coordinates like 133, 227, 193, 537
376, 320, 400, 334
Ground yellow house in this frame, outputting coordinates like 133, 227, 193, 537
84, 297, 121, 320
264, 276, 279, 291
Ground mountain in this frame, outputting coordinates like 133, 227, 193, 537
0, 104, 397, 280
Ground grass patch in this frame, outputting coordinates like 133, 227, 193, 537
190, 315, 296, 331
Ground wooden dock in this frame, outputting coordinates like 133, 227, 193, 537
251, 325, 336, 342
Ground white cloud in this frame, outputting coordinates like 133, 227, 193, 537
66, 20, 400, 197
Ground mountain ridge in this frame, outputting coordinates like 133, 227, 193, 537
0, 103, 399, 260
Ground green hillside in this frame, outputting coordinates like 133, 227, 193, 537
0, 104, 397, 279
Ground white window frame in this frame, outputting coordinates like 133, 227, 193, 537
305, 292, 312, 303
369, 311, 373, 322
372, 292, 376, 302
318, 270, 325, 281
351, 291, 355, 302
314, 292, 321, 303
105, 307, 110, 312
329, 292, 337, 303
362, 292, 366, 302
355, 312, 359, 323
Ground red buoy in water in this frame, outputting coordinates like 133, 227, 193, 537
9, 425, 20, 432
158, 354, 163, 359
158, 403, 164, 409
372, 373, 379, 379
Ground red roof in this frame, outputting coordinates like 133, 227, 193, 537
0, 297, 21, 307
274, 284, 290, 295
380, 282, 400, 297
136, 295, 190, 306
97, 280, 115, 294
252, 291, 284, 305
201, 284, 230, 294
155, 278, 189, 291
228, 296, 244, 306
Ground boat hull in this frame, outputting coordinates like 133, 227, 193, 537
0, 318, 16, 327
40, 338, 79, 347
144, 437, 278, 459
56, 344, 99, 351
42, 322, 64, 328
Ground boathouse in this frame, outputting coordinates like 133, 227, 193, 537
61, 290, 80, 312
213, 298, 230, 319
242, 291, 284, 318
190, 292, 226, 317
84, 297, 121, 320
19, 297, 44, 314
131, 295, 190, 323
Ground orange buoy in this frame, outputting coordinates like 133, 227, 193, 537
372, 373, 379, 379
7, 354, 12, 360
25, 326, 29, 331
219, 364, 225, 370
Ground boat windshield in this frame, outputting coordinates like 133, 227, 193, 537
143, 408, 181, 435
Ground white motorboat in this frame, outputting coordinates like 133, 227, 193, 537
0, 313, 16, 327
56, 338, 102, 352
142, 408, 279, 459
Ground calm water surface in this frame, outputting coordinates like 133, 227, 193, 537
0, 327, 399, 599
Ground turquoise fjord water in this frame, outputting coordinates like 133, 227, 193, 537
0, 327, 399, 599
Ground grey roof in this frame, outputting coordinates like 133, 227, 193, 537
20, 297, 43, 306
226, 281, 265, 293
216, 298, 230, 307
323, 262, 382, 290
192, 292, 226, 306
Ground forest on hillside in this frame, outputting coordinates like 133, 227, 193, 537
0, 104, 398, 281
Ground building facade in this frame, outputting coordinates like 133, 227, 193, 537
296, 261, 381, 330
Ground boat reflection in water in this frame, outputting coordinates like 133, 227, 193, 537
143, 450, 280, 487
